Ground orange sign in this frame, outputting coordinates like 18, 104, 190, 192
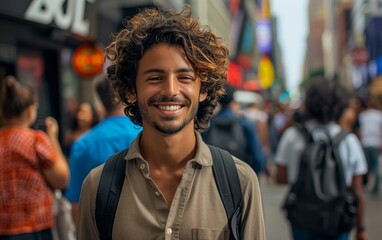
72, 43, 104, 78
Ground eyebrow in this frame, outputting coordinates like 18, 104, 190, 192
142, 68, 195, 75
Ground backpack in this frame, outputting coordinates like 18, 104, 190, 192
204, 116, 248, 163
95, 145, 242, 240
282, 125, 357, 237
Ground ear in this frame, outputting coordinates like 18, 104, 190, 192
26, 105, 35, 118
199, 91, 207, 102
25, 105, 37, 124
126, 90, 137, 103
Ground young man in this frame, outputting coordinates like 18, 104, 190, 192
275, 77, 368, 240
65, 75, 142, 226
77, 6, 265, 240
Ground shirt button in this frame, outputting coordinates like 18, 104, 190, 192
139, 164, 145, 170
166, 228, 172, 235
155, 191, 161, 196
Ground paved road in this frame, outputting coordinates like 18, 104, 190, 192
260, 176, 382, 240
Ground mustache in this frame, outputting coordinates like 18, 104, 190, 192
148, 96, 190, 106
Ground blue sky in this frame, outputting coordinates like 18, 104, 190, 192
271, 0, 309, 97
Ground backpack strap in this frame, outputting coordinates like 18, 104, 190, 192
95, 146, 243, 240
95, 149, 129, 240
332, 130, 348, 147
208, 145, 242, 240
331, 130, 349, 194
295, 124, 313, 143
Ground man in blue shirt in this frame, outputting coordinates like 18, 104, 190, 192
65, 75, 142, 226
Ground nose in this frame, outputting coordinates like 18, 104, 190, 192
160, 74, 179, 97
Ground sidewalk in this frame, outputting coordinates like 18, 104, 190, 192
260, 177, 290, 239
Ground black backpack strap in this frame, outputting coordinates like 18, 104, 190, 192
331, 130, 349, 193
332, 130, 348, 147
208, 145, 242, 240
295, 124, 313, 143
95, 149, 129, 240
95, 146, 243, 240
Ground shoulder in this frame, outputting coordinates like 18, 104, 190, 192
34, 129, 53, 145
77, 163, 104, 230
80, 163, 105, 202
89, 117, 141, 138
233, 157, 261, 195
70, 119, 120, 148
70, 134, 90, 155
327, 123, 357, 143
342, 132, 362, 147
234, 157, 255, 178
281, 126, 302, 140
275, 126, 306, 164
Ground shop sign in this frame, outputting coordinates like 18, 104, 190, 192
256, 20, 272, 54
25, 0, 94, 36
72, 43, 104, 78
258, 55, 274, 89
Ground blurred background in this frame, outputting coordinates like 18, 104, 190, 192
1, 0, 381, 138
1, 1, 382, 239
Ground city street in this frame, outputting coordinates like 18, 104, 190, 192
260, 175, 382, 240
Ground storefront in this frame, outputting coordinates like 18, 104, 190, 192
0, 0, 98, 136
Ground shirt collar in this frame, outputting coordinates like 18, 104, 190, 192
125, 131, 212, 167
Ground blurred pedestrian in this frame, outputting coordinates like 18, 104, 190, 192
77, 6, 265, 240
268, 101, 293, 156
340, 94, 362, 138
243, 98, 271, 158
275, 77, 368, 240
63, 102, 100, 157
64, 74, 142, 227
0, 76, 69, 239
203, 83, 266, 174
359, 96, 382, 195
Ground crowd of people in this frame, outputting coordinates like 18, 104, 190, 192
0, 4, 379, 240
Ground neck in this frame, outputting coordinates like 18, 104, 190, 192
139, 124, 197, 170
105, 107, 125, 118
2, 119, 30, 128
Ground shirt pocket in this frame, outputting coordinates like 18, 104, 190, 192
192, 228, 229, 240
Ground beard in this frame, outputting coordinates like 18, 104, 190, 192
139, 95, 198, 135
151, 116, 193, 134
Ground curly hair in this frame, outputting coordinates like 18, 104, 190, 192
105, 5, 229, 131
304, 76, 350, 123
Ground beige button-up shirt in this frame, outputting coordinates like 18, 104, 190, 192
77, 131, 265, 240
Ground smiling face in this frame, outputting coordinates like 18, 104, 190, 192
131, 43, 207, 135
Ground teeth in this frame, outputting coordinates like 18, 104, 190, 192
159, 105, 181, 111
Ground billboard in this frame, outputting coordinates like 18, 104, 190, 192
256, 20, 272, 54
